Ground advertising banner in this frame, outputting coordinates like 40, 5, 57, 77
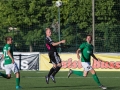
39, 53, 120, 71
0, 52, 39, 70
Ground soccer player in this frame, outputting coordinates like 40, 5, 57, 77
0, 36, 21, 89
45, 28, 65, 84
68, 35, 107, 90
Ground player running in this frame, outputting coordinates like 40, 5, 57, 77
0, 36, 21, 89
45, 28, 65, 84
68, 35, 107, 90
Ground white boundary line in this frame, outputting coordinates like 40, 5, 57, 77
22, 76, 120, 78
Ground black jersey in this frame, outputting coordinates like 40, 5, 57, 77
45, 37, 57, 52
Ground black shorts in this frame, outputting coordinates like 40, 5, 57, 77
48, 52, 61, 64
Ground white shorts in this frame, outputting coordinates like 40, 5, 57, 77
81, 62, 92, 71
4, 63, 19, 74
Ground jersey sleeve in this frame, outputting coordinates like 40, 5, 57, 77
6, 45, 11, 51
2, 44, 11, 56
46, 37, 54, 45
79, 43, 85, 50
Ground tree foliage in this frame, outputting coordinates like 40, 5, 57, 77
0, 0, 120, 52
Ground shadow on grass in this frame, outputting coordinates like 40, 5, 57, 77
72, 86, 120, 90
28, 85, 120, 90
32, 84, 86, 89
107, 86, 120, 90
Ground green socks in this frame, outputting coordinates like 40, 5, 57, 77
72, 70, 83, 76
0, 72, 8, 78
16, 78, 20, 86
92, 74, 101, 86
0, 72, 20, 86
72, 71, 101, 86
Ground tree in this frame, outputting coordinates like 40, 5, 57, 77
0, 0, 119, 52
95, 0, 120, 52
0, 0, 48, 52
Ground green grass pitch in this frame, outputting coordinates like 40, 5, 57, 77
0, 71, 120, 90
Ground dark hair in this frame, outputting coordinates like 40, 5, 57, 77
86, 35, 92, 39
87, 34, 92, 37
5, 36, 12, 42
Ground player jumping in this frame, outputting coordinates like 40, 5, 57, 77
45, 28, 65, 84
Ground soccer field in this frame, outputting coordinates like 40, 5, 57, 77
0, 71, 120, 90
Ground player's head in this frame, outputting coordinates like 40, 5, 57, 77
46, 28, 51, 37
86, 35, 92, 43
5, 36, 13, 44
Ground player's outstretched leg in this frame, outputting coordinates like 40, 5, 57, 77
99, 85, 107, 90
92, 74, 107, 90
50, 66, 61, 83
45, 67, 55, 84
68, 69, 73, 78
45, 76, 49, 84
0, 72, 8, 78
68, 69, 83, 78
50, 75, 56, 83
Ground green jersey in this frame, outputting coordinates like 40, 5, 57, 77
79, 42, 93, 62
2, 44, 13, 65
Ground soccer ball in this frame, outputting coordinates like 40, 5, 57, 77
55, 1, 62, 7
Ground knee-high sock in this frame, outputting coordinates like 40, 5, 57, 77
0, 72, 8, 78
92, 74, 101, 86
52, 66, 61, 77
72, 70, 83, 76
48, 67, 55, 77
16, 78, 20, 86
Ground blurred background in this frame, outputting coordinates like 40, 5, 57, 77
0, 0, 120, 53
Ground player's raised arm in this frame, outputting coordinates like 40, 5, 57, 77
52, 40, 65, 46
